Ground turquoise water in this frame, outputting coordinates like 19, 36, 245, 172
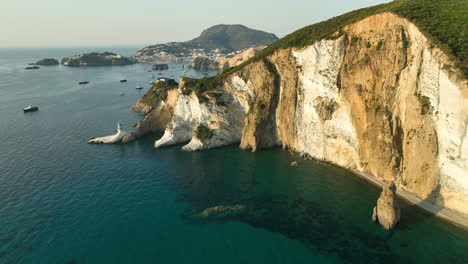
0, 47, 467, 264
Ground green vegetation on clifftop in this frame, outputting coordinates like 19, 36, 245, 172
184, 0, 467, 92
140, 79, 178, 107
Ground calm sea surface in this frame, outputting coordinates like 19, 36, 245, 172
0, 47, 467, 264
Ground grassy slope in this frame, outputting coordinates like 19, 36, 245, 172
140, 81, 178, 107
184, 0, 467, 92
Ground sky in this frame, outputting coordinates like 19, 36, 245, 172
0, 0, 391, 48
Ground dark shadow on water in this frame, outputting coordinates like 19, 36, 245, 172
397, 184, 443, 230
182, 194, 414, 264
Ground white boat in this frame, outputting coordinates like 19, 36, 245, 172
136, 81, 143, 90
23, 105, 39, 112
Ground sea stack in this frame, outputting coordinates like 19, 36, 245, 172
372, 181, 401, 230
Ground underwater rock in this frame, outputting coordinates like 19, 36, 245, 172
198, 204, 248, 219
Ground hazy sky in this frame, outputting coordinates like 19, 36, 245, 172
1, 0, 391, 47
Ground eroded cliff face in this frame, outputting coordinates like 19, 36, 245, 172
135, 13, 468, 215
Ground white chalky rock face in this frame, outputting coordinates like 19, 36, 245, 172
88, 123, 127, 144
436, 70, 468, 211
291, 37, 360, 169
156, 75, 253, 151
154, 92, 198, 148
148, 13, 467, 215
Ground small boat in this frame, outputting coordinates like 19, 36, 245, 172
120, 79, 127, 83
79, 81, 89, 85
120, 92, 125, 96
147, 70, 152, 72
150, 75, 154, 78
136, 81, 144, 90
23, 105, 39, 112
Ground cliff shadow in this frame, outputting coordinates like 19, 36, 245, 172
397, 184, 443, 230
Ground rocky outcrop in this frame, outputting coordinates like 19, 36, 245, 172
124, 78, 179, 142
127, 13, 468, 216
192, 57, 219, 71
372, 181, 401, 229
192, 46, 267, 72
216, 45, 266, 71
61, 52, 135, 67
31, 58, 59, 66
123, 101, 173, 143
88, 123, 127, 144
131, 78, 179, 115
131, 102, 153, 115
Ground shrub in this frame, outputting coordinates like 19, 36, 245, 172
376, 40, 384, 51
257, 102, 266, 110
366, 42, 372, 49
195, 124, 213, 141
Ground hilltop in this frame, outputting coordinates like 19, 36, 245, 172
135, 25, 278, 63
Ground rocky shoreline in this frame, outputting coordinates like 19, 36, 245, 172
353, 169, 468, 230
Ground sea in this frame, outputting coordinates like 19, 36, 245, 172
0, 47, 467, 264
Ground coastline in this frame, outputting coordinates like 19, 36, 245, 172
350, 169, 468, 231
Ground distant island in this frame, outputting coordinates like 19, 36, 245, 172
61, 52, 135, 67
135, 24, 278, 63
30, 58, 59, 66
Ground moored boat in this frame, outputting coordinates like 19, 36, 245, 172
23, 105, 39, 112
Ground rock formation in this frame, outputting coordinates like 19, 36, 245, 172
192, 45, 267, 72
216, 45, 266, 71
372, 181, 401, 229
88, 123, 127, 144
192, 57, 219, 71
123, 12, 467, 216
31, 58, 59, 66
